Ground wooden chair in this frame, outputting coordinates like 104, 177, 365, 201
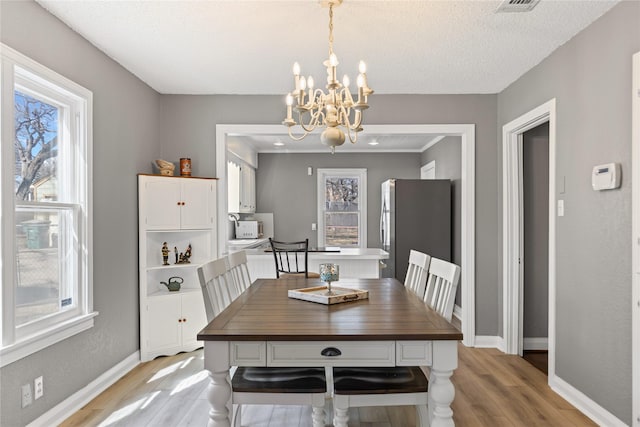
197, 257, 237, 320
227, 250, 252, 293
332, 258, 462, 427
269, 238, 320, 278
404, 250, 431, 298
423, 257, 461, 322
197, 257, 327, 427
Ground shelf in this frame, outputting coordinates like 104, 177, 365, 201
146, 263, 201, 271
147, 287, 202, 298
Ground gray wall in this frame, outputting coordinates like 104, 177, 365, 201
421, 136, 462, 306
159, 93, 500, 335
497, 2, 639, 422
0, 2, 159, 425
522, 123, 549, 339
256, 152, 422, 248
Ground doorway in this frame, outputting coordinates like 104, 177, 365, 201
502, 99, 557, 380
521, 122, 550, 375
216, 123, 476, 347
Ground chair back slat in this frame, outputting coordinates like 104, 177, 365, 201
269, 238, 310, 278
228, 250, 252, 293
423, 257, 461, 322
197, 256, 236, 322
404, 250, 431, 298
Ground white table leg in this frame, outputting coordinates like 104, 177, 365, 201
204, 341, 232, 427
429, 340, 458, 427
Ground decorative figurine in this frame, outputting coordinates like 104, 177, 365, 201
174, 246, 178, 264
176, 243, 192, 264
161, 242, 170, 265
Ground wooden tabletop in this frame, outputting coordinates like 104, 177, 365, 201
197, 278, 463, 342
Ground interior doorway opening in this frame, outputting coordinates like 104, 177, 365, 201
502, 99, 556, 381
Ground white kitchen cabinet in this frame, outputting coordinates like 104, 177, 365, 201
239, 163, 256, 213
138, 174, 217, 361
227, 160, 256, 213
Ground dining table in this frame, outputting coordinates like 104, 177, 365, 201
197, 277, 463, 427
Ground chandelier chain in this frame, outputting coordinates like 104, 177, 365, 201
328, 4, 334, 56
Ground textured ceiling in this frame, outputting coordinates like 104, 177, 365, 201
36, 0, 619, 95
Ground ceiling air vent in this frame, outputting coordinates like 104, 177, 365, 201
495, 0, 541, 13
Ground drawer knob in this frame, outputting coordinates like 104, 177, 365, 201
321, 347, 342, 357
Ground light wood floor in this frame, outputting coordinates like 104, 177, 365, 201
60, 344, 596, 427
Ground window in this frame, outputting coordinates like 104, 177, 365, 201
317, 168, 367, 248
1, 44, 95, 367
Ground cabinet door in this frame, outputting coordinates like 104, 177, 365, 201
180, 291, 208, 348
240, 165, 256, 213
146, 296, 182, 352
143, 179, 182, 229
181, 179, 214, 229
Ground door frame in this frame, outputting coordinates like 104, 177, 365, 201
502, 100, 556, 374
631, 50, 639, 427
215, 123, 476, 347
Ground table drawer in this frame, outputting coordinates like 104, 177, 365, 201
267, 341, 396, 367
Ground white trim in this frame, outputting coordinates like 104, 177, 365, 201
420, 160, 436, 180
473, 335, 505, 352
26, 351, 140, 427
549, 375, 627, 427
216, 123, 476, 347
452, 304, 462, 323
421, 135, 445, 152
316, 168, 368, 248
0, 312, 97, 368
523, 337, 548, 351
631, 50, 640, 427
0, 43, 94, 364
501, 100, 556, 384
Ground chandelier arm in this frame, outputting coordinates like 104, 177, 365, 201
296, 110, 318, 133
288, 126, 311, 141
344, 123, 359, 144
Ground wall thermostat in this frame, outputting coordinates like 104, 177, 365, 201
592, 162, 621, 191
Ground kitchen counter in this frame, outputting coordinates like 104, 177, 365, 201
226, 237, 270, 251
243, 248, 389, 279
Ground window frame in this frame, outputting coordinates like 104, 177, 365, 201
1, 43, 96, 367
316, 168, 367, 248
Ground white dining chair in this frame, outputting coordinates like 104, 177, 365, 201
423, 257, 461, 322
227, 250, 252, 293
332, 258, 462, 427
197, 257, 236, 320
197, 257, 327, 427
404, 249, 431, 298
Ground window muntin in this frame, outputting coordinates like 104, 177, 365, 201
317, 169, 367, 248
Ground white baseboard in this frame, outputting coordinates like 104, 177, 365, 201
27, 351, 140, 427
453, 304, 462, 322
523, 337, 548, 351
549, 374, 627, 427
474, 335, 505, 352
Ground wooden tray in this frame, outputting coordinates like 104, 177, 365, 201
288, 285, 369, 305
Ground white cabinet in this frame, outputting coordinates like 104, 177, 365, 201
227, 160, 255, 213
138, 174, 217, 361
239, 163, 256, 213
142, 176, 214, 229
145, 291, 207, 358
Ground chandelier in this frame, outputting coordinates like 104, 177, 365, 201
282, 0, 373, 153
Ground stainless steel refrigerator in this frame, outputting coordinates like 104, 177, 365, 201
380, 179, 451, 281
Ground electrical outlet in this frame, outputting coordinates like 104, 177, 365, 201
311, 223, 317, 231
34, 376, 43, 400
21, 383, 33, 408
